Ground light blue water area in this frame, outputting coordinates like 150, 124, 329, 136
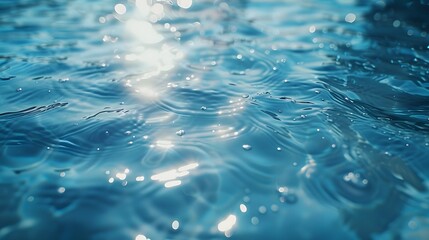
1, 0, 429, 239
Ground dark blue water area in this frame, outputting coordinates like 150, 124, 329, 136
1, 0, 429, 239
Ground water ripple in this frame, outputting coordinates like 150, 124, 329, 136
0, 103, 68, 120
1, 0, 429, 239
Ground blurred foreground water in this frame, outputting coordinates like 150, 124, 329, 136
1, 0, 429, 239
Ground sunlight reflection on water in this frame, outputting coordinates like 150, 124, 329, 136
1, 0, 429, 239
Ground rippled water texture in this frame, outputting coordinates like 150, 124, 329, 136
1, 0, 429, 239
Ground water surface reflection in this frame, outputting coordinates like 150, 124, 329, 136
0, 0, 429, 239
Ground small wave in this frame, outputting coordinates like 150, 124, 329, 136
0, 103, 68, 120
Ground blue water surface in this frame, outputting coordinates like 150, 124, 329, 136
1, 0, 429, 239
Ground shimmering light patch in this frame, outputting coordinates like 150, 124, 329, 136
217, 215, 237, 232
177, 0, 192, 9
126, 20, 163, 44
135, 234, 147, 240
99, 16, 106, 23
151, 162, 199, 188
165, 180, 182, 188
259, 206, 267, 214
114, 4, 127, 15
300, 158, 316, 177
309, 25, 316, 33
345, 13, 356, 23
178, 162, 199, 171
242, 144, 252, 151
278, 186, 288, 193
156, 140, 174, 149
176, 129, 185, 136
217, 98, 246, 116
343, 172, 369, 186
239, 204, 247, 213
58, 187, 65, 194
108, 177, 115, 183
135, 85, 160, 99
136, 0, 149, 13
144, 113, 173, 124
152, 169, 179, 181
152, 3, 164, 15
136, 176, 145, 182
271, 204, 279, 212
213, 125, 246, 139
393, 20, 401, 28
116, 172, 127, 180
172, 220, 180, 230
177, 171, 190, 177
